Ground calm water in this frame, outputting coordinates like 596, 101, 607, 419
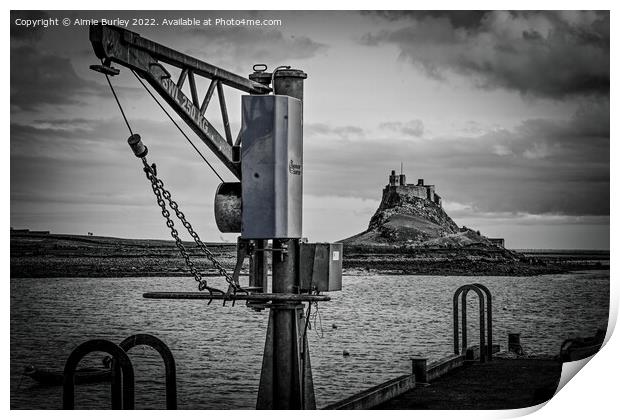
10, 271, 609, 409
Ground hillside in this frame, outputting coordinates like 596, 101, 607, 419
337, 171, 609, 275
344, 180, 501, 250
10, 231, 237, 278
9, 230, 608, 278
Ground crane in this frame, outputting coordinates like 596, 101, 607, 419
89, 24, 342, 409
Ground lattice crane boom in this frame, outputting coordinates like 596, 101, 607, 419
89, 24, 270, 180
89, 24, 343, 409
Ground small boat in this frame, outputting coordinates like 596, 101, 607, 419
560, 329, 606, 362
23, 365, 111, 386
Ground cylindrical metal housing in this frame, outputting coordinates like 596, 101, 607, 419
214, 182, 242, 233
249, 66, 272, 89
248, 67, 307, 102
411, 357, 428, 383
272, 239, 299, 294
127, 134, 148, 158
273, 69, 307, 102
508, 333, 523, 354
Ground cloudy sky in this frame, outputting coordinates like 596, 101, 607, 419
10, 10, 609, 249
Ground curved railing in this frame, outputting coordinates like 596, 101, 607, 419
63, 334, 176, 409
453, 284, 493, 362
119, 333, 177, 409
63, 339, 135, 409
472, 283, 493, 361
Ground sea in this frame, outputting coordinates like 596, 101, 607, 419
10, 270, 609, 409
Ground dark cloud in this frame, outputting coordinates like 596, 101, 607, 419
11, 115, 235, 240
186, 27, 327, 69
363, 11, 487, 29
361, 11, 609, 99
10, 116, 221, 165
11, 115, 231, 209
304, 104, 609, 217
10, 46, 108, 111
11, 118, 127, 164
492, 99, 609, 161
379, 120, 424, 137
10, 10, 50, 42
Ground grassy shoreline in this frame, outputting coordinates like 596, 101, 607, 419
10, 232, 609, 278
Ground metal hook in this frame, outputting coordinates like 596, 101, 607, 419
271, 65, 291, 94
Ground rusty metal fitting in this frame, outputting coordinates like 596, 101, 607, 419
214, 182, 242, 233
270, 65, 291, 92
273, 67, 307, 102
127, 133, 148, 158
249, 64, 273, 89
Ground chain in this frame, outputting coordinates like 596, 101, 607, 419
143, 164, 244, 294
144, 167, 210, 292
98, 70, 241, 296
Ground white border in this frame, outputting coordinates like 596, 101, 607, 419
4, 2, 617, 419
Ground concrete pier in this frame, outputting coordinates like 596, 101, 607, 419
376, 358, 561, 410
326, 334, 562, 410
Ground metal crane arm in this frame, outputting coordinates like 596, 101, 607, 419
89, 24, 270, 179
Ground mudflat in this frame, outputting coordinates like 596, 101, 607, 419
10, 232, 609, 278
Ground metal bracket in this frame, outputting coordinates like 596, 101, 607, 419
89, 24, 263, 179
252, 247, 288, 255
90, 63, 120, 76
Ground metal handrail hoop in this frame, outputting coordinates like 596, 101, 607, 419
453, 284, 491, 363
63, 339, 135, 409
119, 333, 177, 409
472, 283, 493, 361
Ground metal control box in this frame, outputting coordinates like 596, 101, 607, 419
299, 243, 343, 292
241, 95, 303, 239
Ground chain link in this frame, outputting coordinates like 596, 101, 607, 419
100, 69, 241, 296
143, 165, 243, 294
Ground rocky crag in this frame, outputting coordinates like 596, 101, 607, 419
334, 170, 581, 275
345, 182, 500, 250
